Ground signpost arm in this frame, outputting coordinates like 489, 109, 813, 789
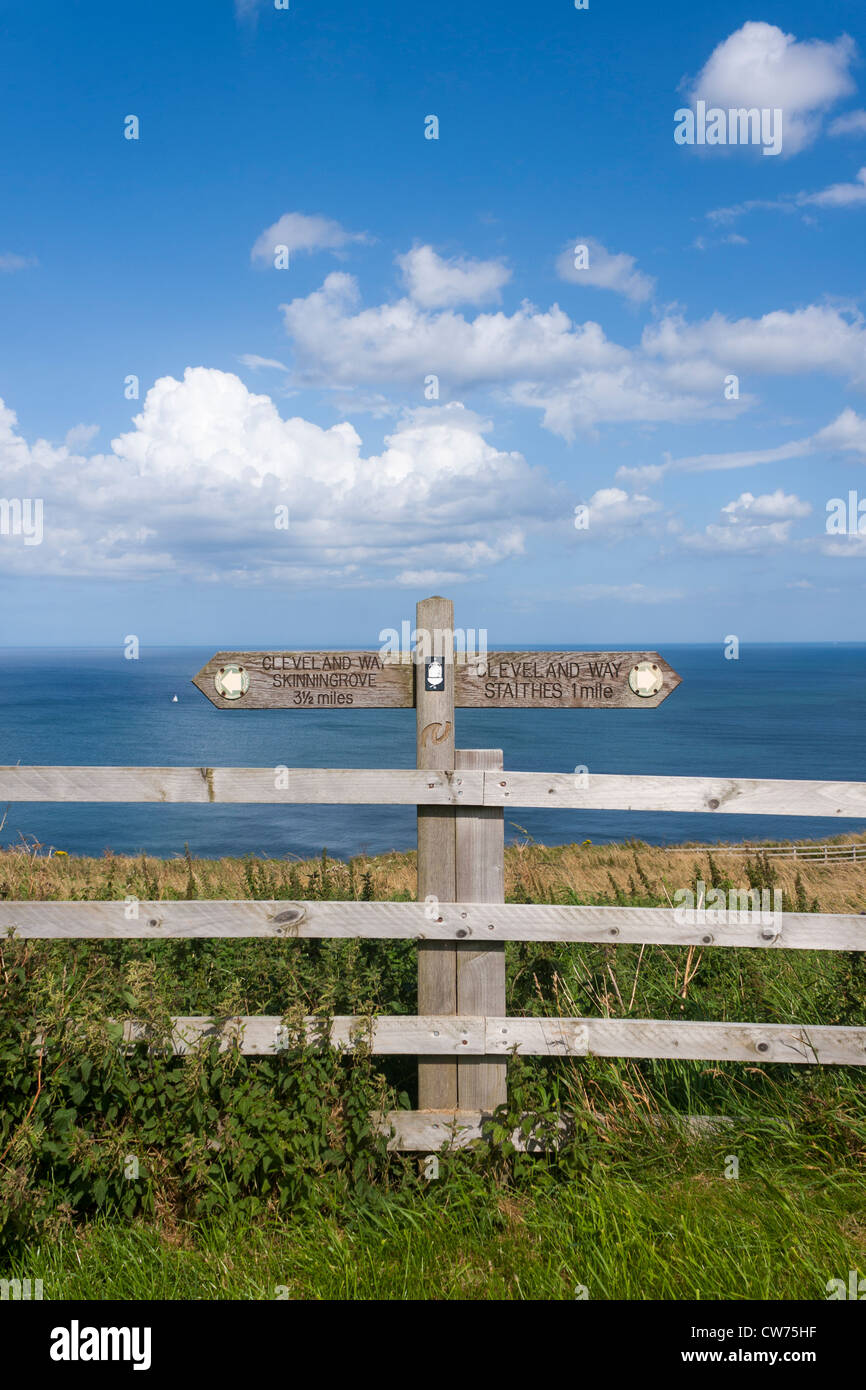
456, 748, 507, 1113
416, 596, 457, 1110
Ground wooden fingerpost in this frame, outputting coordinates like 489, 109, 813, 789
455, 748, 507, 1112
415, 596, 457, 1110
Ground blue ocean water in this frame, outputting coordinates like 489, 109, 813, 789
0, 646, 863, 860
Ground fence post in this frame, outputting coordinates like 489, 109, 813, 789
456, 748, 507, 1113
416, 595, 457, 1110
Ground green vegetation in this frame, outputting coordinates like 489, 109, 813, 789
1, 838, 864, 1299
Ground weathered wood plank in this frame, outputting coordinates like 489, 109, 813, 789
6, 900, 864, 951
487, 772, 866, 818
0, 766, 483, 805
118, 1015, 483, 1056
486, 1018, 866, 1065
455, 651, 681, 708
416, 597, 458, 1109
378, 1110, 561, 1151
192, 651, 413, 709
1, 766, 864, 817
104, 1014, 866, 1066
455, 750, 507, 1111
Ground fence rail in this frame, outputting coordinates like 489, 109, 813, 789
667, 842, 866, 861
1, 766, 865, 817
5, 899, 865, 950
102, 1014, 866, 1067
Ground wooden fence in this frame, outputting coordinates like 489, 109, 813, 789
666, 840, 865, 862
2, 758, 866, 1150
2, 597, 865, 1149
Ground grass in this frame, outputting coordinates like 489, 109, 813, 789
2, 828, 865, 912
1, 831, 864, 1300
9, 1155, 865, 1301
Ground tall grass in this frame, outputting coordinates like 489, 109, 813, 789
1, 833, 864, 1299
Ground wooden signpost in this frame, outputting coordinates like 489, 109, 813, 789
192, 651, 413, 709
192, 650, 680, 710
192, 598, 682, 1112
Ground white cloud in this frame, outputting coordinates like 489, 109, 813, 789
578, 487, 662, 534
821, 534, 866, 558
64, 423, 100, 451
397, 245, 511, 308
812, 407, 866, 454
251, 213, 367, 266
829, 109, 866, 136
280, 270, 623, 391
618, 408, 866, 484
0, 371, 561, 583
276, 271, 728, 438
508, 366, 735, 441
709, 165, 866, 221
642, 305, 866, 386
683, 520, 796, 553
556, 237, 655, 303
394, 569, 475, 588
274, 263, 866, 439
238, 354, 290, 372
686, 22, 857, 155
800, 166, 866, 207
721, 489, 811, 520
682, 489, 812, 553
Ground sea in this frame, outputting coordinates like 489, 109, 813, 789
0, 645, 863, 861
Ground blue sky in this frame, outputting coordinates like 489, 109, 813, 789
1, 0, 864, 646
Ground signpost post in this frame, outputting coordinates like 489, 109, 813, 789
192, 599, 682, 1116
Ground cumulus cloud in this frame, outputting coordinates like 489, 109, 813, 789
574, 487, 662, 538
812, 406, 866, 454
556, 237, 655, 303
721, 489, 811, 520
685, 21, 857, 155
642, 305, 866, 386
276, 271, 717, 438
397, 245, 511, 308
586, 487, 660, 526
682, 490, 812, 553
0, 370, 561, 583
64, 423, 100, 451
251, 213, 368, 266
275, 262, 866, 438
280, 270, 623, 390
682, 519, 796, 553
